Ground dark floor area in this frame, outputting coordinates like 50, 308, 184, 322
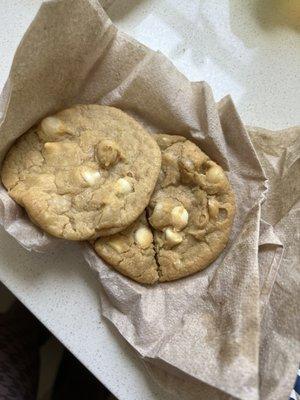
0, 283, 115, 400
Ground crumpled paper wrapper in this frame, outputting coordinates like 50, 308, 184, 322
140, 127, 300, 400
0, 1, 298, 399
249, 127, 300, 400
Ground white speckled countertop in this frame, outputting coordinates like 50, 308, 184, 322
0, 1, 299, 399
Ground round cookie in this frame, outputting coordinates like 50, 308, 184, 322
1, 105, 161, 240
148, 134, 235, 282
94, 212, 159, 284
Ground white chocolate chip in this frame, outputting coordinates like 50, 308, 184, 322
149, 202, 169, 230
149, 200, 180, 231
171, 206, 189, 231
40, 117, 66, 141
134, 227, 153, 249
116, 178, 133, 194
82, 169, 101, 186
206, 165, 226, 183
165, 228, 183, 247
41, 117, 62, 133
108, 237, 129, 253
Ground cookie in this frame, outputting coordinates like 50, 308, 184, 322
149, 134, 235, 282
94, 212, 159, 284
1, 105, 161, 240
94, 134, 235, 284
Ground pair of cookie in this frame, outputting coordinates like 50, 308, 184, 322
1, 105, 235, 284
95, 133, 235, 283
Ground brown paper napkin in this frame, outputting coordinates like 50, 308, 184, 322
138, 127, 299, 400
249, 127, 300, 400
0, 1, 298, 399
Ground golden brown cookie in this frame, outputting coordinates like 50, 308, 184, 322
1, 105, 161, 240
94, 134, 235, 284
148, 134, 235, 282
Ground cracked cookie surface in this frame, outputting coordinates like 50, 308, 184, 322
1, 105, 161, 240
94, 134, 235, 284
